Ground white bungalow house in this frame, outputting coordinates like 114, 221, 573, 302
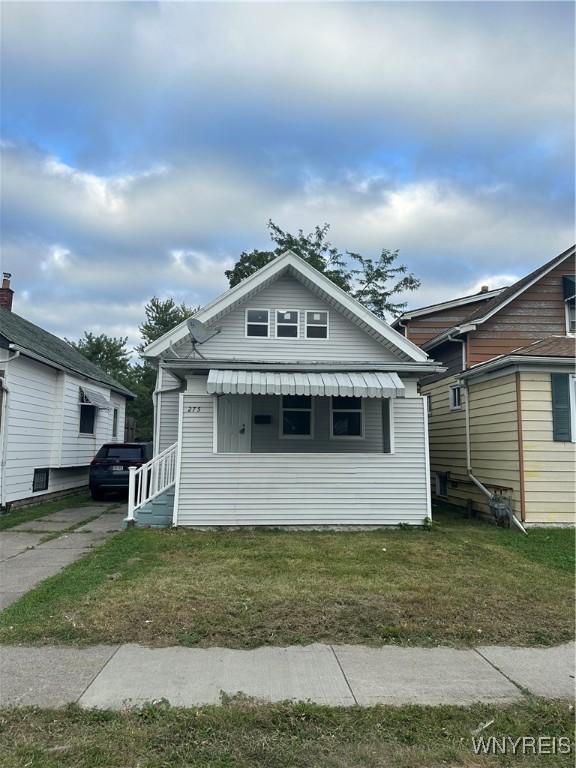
0, 274, 133, 509
129, 251, 442, 527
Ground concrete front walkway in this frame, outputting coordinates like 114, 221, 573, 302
0, 503, 126, 610
1, 642, 573, 709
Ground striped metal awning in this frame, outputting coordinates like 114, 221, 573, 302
79, 387, 112, 409
206, 370, 405, 398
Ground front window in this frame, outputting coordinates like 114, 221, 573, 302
280, 395, 313, 438
79, 404, 96, 434
449, 384, 462, 410
305, 311, 328, 339
276, 310, 299, 338
246, 309, 269, 337
331, 396, 363, 438
112, 408, 118, 438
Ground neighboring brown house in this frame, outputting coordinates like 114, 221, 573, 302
394, 245, 576, 526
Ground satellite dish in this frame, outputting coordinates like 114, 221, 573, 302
186, 318, 221, 358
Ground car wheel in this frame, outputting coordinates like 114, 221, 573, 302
90, 488, 105, 501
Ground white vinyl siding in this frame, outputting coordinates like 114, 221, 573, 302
156, 368, 181, 452
174, 276, 401, 362
176, 392, 429, 526
1, 354, 126, 505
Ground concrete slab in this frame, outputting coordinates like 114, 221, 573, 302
0, 532, 44, 560
0, 561, 63, 592
477, 643, 575, 699
10, 519, 78, 533
75, 514, 126, 533
12, 547, 88, 568
41, 507, 105, 524
79, 643, 355, 709
36, 532, 108, 549
0, 645, 119, 707
0, 591, 26, 610
333, 645, 521, 705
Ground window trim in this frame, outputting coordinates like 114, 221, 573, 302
565, 300, 575, 336
32, 467, 49, 493
449, 384, 462, 411
245, 308, 270, 338
329, 396, 365, 440
275, 309, 300, 339
79, 403, 97, 435
279, 395, 314, 440
305, 310, 329, 340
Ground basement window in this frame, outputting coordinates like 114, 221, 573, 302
435, 472, 448, 497
449, 384, 462, 411
32, 468, 49, 493
245, 309, 269, 338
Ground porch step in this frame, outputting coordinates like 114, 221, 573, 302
128, 485, 175, 529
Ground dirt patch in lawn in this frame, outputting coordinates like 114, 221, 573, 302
0, 511, 573, 648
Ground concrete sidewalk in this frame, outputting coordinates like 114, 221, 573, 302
1, 642, 573, 709
0, 503, 126, 610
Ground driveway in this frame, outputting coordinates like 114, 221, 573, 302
0, 503, 126, 610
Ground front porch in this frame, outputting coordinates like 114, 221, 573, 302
128, 369, 431, 528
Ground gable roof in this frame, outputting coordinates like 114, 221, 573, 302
422, 244, 576, 351
0, 307, 133, 398
392, 287, 504, 326
144, 250, 429, 363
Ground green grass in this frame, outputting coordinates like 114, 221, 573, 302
0, 699, 573, 768
0, 509, 573, 648
0, 493, 93, 531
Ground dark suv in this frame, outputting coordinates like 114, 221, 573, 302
89, 443, 152, 500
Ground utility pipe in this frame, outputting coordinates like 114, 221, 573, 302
460, 376, 527, 535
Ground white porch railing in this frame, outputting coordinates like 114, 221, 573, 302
127, 442, 178, 522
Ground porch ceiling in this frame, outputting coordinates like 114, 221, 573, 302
206, 370, 405, 398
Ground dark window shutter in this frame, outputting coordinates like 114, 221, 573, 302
562, 275, 575, 300
551, 374, 572, 442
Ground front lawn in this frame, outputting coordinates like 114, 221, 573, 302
0, 509, 573, 647
0, 699, 573, 768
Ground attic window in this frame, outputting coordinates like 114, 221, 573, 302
563, 276, 575, 335
449, 384, 462, 410
305, 311, 328, 339
245, 309, 269, 338
276, 310, 299, 338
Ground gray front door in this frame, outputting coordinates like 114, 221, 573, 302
217, 395, 252, 452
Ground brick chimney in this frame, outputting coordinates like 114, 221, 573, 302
480, 285, 489, 293
0, 273, 14, 311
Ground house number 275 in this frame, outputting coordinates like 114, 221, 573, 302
187, 406, 202, 413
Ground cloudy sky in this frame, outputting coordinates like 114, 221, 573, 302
1, 1, 574, 350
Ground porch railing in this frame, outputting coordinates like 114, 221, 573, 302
127, 442, 178, 522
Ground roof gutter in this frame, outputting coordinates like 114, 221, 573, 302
158, 359, 446, 375
459, 354, 575, 381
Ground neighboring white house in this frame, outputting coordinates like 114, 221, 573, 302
0, 275, 133, 508
128, 251, 442, 528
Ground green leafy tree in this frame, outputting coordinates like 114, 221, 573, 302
66, 332, 131, 384
225, 220, 420, 318
131, 297, 197, 440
